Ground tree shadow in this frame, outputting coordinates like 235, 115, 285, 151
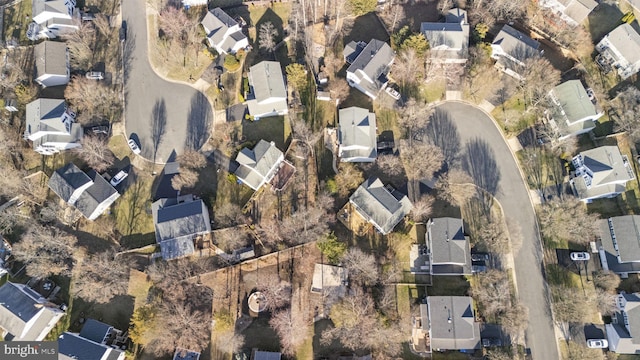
185, 92, 213, 150
426, 108, 461, 168
587, 4, 624, 43
343, 13, 390, 45
462, 138, 501, 196
122, 20, 136, 83
151, 99, 167, 163
254, 7, 285, 44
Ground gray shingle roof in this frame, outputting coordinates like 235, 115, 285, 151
345, 39, 394, 94
551, 80, 600, 124
349, 177, 412, 235
572, 145, 634, 201
75, 170, 119, 220
604, 24, 640, 66
201, 8, 246, 52
607, 293, 640, 353
427, 217, 471, 274
33, 0, 69, 19
174, 349, 201, 360
246, 61, 287, 117
79, 319, 112, 344
343, 40, 367, 63
34, 41, 68, 78
25, 98, 68, 137
254, 351, 282, 360
421, 8, 469, 52
159, 236, 196, 260
0, 282, 62, 341
564, 0, 598, 23
338, 107, 377, 161
48, 163, 92, 203
235, 140, 284, 190
153, 197, 211, 243
427, 296, 480, 350
492, 25, 539, 62
600, 216, 640, 274
58, 332, 123, 360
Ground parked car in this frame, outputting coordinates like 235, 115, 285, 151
586, 339, 608, 349
128, 138, 141, 155
385, 87, 401, 100
482, 338, 503, 348
119, 21, 127, 42
471, 261, 487, 273
471, 253, 490, 262
85, 71, 104, 80
110, 170, 128, 186
570, 252, 591, 261
90, 125, 109, 135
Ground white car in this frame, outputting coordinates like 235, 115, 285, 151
128, 139, 141, 155
85, 71, 104, 80
385, 87, 401, 100
587, 339, 608, 349
110, 170, 128, 186
570, 252, 591, 261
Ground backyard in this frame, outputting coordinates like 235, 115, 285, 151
3, 0, 31, 44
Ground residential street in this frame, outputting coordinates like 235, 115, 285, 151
433, 102, 558, 360
121, 0, 213, 163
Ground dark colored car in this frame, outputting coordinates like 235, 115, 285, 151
119, 21, 127, 42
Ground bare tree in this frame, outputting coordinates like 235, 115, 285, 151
342, 248, 379, 286
411, 195, 434, 223
62, 21, 95, 69
400, 140, 444, 201
74, 135, 115, 172
392, 48, 423, 92
73, 251, 129, 303
537, 198, 600, 246
594, 288, 617, 316
258, 22, 278, 55
93, 14, 112, 38
327, 78, 350, 104
64, 76, 121, 124
501, 302, 529, 340
171, 168, 198, 191
375, 154, 404, 178
593, 271, 621, 293
270, 306, 309, 356
213, 330, 245, 355
565, 341, 603, 360
151, 300, 211, 355
612, 86, 640, 139
551, 285, 592, 324
214, 203, 246, 228
213, 228, 250, 252
257, 273, 291, 310
334, 163, 364, 198
398, 98, 432, 142
476, 220, 510, 254
176, 149, 207, 169
520, 57, 561, 110
471, 270, 511, 318
293, 120, 322, 155
13, 225, 79, 278
158, 6, 188, 42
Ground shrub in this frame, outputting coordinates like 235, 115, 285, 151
224, 55, 240, 71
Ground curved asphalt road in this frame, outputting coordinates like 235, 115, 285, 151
122, 0, 213, 163
433, 102, 558, 360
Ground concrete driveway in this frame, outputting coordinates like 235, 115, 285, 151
431, 102, 558, 360
122, 0, 213, 163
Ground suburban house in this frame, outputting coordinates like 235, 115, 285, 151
0, 235, 11, 278
343, 39, 395, 99
547, 80, 603, 139
58, 319, 126, 360
570, 145, 635, 202
174, 349, 201, 360
338, 107, 377, 162
245, 61, 288, 119
48, 163, 121, 221
29, 0, 78, 40
152, 195, 211, 260
420, 8, 470, 63
411, 218, 471, 275
413, 296, 481, 353
310, 263, 348, 297
234, 140, 285, 191
25, 98, 82, 155
598, 215, 640, 277
606, 292, 640, 354
491, 24, 540, 79
252, 350, 282, 360
200, 7, 248, 54
539, 0, 598, 25
0, 282, 65, 341
34, 40, 70, 87
596, 24, 640, 80
349, 177, 413, 235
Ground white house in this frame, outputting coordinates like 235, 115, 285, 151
234, 140, 285, 191
29, 0, 78, 40
343, 39, 395, 99
34, 41, 70, 88
539, 0, 598, 25
58, 319, 126, 360
25, 98, 82, 155
570, 145, 635, 202
48, 163, 121, 221
491, 25, 540, 79
201, 8, 248, 54
596, 24, 640, 80
420, 8, 470, 63
0, 282, 65, 341
599, 215, 640, 278
349, 177, 413, 235
547, 80, 603, 139
607, 293, 640, 354
245, 61, 288, 119
338, 107, 377, 162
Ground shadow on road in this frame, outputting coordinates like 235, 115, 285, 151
151, 99, 167, 163
186, 92, 213, 150
122, 21, 136, 83
426, 108, 461, 168
463, 138, 501, 195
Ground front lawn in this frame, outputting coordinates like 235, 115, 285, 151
113, 175, 155, 249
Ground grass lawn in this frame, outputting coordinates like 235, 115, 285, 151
344, 13, 390, 44
585, 3, 625, 43
248, 3, 291, 37
214, 171, 253, 209
127, 269, 152, 309
109, 135, 132, 160
241, 316, 281, 353
491, 93, 537, 135
422, 79, 446, 104
241, 115, 291, 151
546, 264, 582, 288
428, 276, 470, 296
592, 114, 613, 137
3, 0, 31, 44
113, 176, 155, 249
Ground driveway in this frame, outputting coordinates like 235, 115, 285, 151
430, 102, 558, 360
122, 0, 213, 163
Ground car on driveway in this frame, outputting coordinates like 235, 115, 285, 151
471, 253, 490, 262
128, 138, 141, 154
570, 252, 591, 261
482, 338, 503, 348
110, 170, 128, 186
86, 71, 104, 80
587, 339, 608, 349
